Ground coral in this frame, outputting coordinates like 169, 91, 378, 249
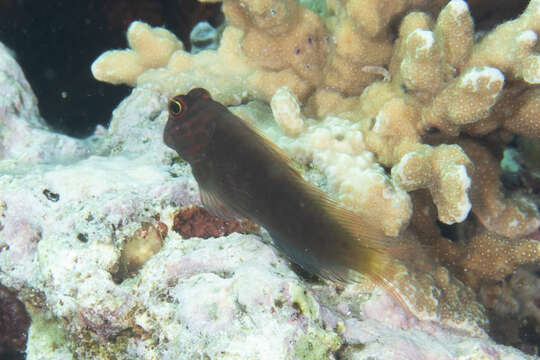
481, 264, 540, 355
466, 0, 540, 84
172, 205, 259, 239
321, 0, 447, 97
409, 187, 540, 287
0, 284, 30, 353
392, 143, 473, 224
438, 230, 540, 288
270, 86, 305, 137
223, 0, 330, 95
459, 140, 540, 239
91, 21, 184, 86
89, 0, 447, 104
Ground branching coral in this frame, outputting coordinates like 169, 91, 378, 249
91, 0, 540, 338
485, 265, 540, 354
392, 144, 473, 224
466, 0, 540, 84
438, 231, 540, 289
459, 140, 540, 239
92, 21, 183, 86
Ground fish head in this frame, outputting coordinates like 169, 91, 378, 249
164, 88, 217, 162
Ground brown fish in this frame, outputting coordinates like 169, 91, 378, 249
164, 88, 408, 292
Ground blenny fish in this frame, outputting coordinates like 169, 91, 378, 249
164, 88, 408, 294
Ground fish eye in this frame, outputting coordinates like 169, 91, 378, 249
169, 99, 185, 116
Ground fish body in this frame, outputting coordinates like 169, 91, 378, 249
164, 88, 399, 284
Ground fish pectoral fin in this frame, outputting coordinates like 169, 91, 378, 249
200, 186, 244, 220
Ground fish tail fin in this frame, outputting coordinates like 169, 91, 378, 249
356, 235, 437, 316
301, 181, 436, 313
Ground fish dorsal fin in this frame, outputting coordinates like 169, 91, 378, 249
239, 114, 396, 248
240, 118, 304, 178
321, 192, 427, 265
326, 201, 392, 248
296, 177, 392, 247
238, 117, 402, 253
200, 186, 243, 220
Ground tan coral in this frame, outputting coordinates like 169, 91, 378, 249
392, 144, 473, 224
140, 26, 257, 105
461, 81, 540, 138
91, 21, 183, 86
459, 139, 540, 239
420, 66, 505, 136
386, 259, 488, 336
270, 86, 304, 136
433, 0, 473, 69
388, 1, 506, 135
363, 96, 420, 166
223, 0, 330, 91
466, 0, 540, 84
400, 28, 446, 94
347, 0, 539, 225
404, 0, 540, 137
409, 191, 540, 327
322, 0, 448, 97
247, 68, 313, 103
438, 230, 540, 290
360, 0, 539, 143
502, 86, 540, 138
323, 19, 392, 95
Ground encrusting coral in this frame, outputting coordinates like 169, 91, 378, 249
91, 0, 540, 342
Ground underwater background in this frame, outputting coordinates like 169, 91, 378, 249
0, 0, 539, 359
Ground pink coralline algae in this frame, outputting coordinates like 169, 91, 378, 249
0, 284, 30, 353
172, 205, 259, 239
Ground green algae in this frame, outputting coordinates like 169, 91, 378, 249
289, 283, 320, 321
294, 327, 342, 360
